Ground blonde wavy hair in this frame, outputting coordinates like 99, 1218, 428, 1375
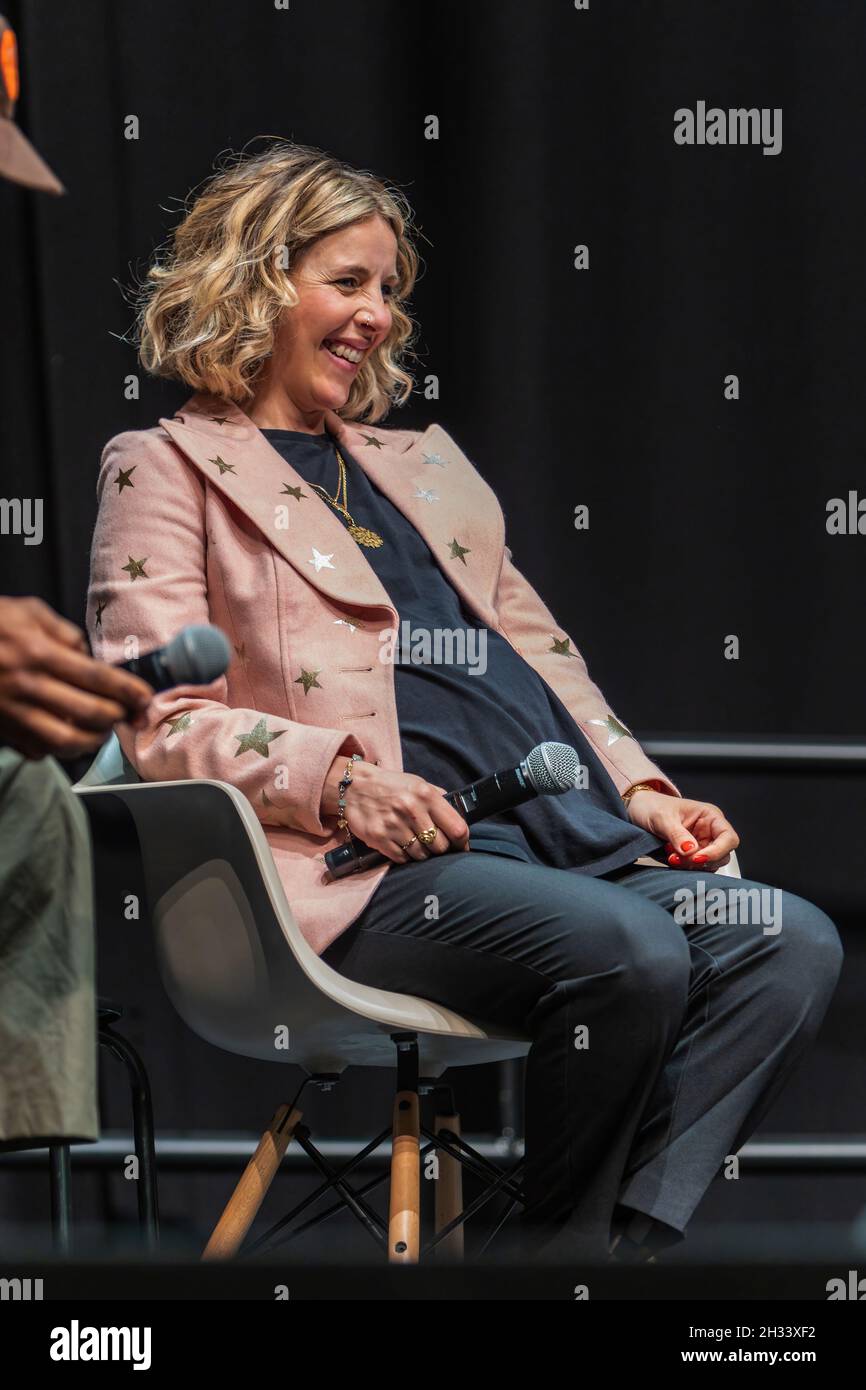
134, 138, 423, 423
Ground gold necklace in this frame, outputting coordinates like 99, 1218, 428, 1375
309, 444, 384, 548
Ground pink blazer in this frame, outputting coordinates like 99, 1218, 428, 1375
87, 391, 680, 956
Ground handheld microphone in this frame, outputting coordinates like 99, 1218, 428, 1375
117, 624, 232, 692
323, 741, 583, 879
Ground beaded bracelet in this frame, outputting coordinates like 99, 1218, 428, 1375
336, 753, 363, 837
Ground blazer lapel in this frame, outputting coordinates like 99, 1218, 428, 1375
159, 392, 502, 627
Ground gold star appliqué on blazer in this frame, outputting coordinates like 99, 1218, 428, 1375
295, 668, 323, 695
588, 714, 634, 745
164, 714, 195, 737
122, 556, 148, 581
234, 718, 288, 757
549, 636, 579, 657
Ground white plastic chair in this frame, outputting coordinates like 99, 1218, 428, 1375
74, 734, 533, 1263
73, 733, 740, 1263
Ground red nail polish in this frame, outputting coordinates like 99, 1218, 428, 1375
668, 853, 681, 865
692, 854, 708, 864
680, 841, 695, 852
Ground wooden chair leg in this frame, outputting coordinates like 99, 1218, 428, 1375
388, 1091, 420, 1263
202, 1104, 302, 1261
433, 1110, 464, 1260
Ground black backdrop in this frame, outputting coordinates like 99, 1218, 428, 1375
1, 0, 864, 1251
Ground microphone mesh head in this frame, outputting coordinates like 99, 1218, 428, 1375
524, 742, 582, 794
166, 625, 232, 686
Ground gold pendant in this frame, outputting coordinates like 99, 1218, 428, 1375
348, 524, 384, 548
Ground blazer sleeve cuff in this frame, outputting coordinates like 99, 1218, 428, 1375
581, 727, 682, 800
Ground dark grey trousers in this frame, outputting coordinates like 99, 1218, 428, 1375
321, 850, 844, 1262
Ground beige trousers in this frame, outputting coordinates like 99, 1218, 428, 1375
0, 748, 98, 1146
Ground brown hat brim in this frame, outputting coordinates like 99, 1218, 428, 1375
0, 114, 63, 193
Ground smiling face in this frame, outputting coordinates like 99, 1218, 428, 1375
250, 214, 399, 431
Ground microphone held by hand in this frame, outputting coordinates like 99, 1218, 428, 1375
323, 741, 583, 879
116, 624, 231, 692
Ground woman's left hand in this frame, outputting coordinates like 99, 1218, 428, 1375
625, 790, 740, 870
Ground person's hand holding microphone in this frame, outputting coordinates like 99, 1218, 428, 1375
0, 596, 153, 760
321, 755, 471, 863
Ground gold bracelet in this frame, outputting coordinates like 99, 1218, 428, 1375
622, 780, 665, 808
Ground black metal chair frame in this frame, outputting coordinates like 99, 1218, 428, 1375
48, 1000, 160, 1253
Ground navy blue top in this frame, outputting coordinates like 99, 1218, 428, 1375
262, 428, 668, 877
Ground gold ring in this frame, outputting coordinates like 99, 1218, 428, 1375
399, 826, 438, 853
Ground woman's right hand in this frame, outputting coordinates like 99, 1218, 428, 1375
322, 757, 471, 863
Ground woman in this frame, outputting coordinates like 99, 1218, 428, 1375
87, 139, 843, 1264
